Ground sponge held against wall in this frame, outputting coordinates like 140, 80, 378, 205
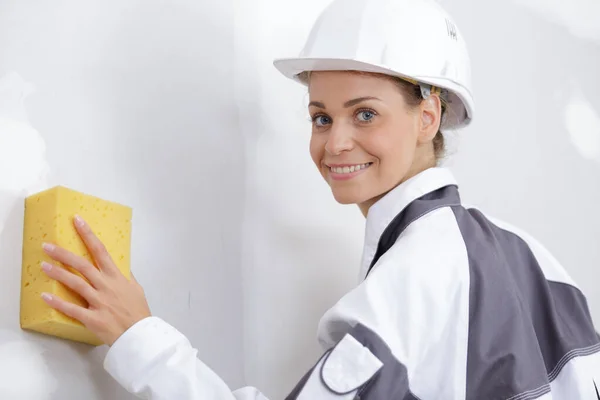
20, 186, 132, 346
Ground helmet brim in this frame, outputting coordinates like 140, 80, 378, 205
273, 57, 474, 130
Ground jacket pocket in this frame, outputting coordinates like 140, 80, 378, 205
296, 333, 383, 400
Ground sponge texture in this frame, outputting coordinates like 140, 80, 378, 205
20, 186, 132, 345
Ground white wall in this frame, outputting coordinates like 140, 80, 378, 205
233, 1, 365, 397
0, 1, 244, 398
1, 0, 598, 399
236, 0, 600, 398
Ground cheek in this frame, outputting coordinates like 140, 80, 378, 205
309, 134, 325, 168
371, 123, 418, 171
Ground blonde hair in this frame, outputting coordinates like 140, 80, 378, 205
297, 70, 448, 163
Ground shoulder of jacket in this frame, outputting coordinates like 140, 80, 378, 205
367, 206, 470, 285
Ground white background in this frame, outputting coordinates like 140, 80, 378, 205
0, 0, 599, 398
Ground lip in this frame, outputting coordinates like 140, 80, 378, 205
326, 163, 372, 181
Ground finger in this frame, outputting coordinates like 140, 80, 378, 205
41, 292, 92, 325
72, 215, 118, 275
129, 272, 145, 292
41, 261, 101, 305
42, 243, 105, 289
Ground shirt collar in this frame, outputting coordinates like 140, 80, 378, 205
358, 167, 459, 280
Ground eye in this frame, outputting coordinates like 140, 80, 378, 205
356, 109, 376, 122
312, 114, 332, 127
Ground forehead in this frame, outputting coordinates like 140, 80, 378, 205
308, 71, 400, 101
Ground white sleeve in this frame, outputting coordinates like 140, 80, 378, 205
103, 316, 269, 400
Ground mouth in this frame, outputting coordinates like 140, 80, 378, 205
327, 162, 372, 180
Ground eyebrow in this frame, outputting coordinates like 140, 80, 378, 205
308, 96, 381, 109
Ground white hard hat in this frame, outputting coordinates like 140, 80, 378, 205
273, 0, 474, 130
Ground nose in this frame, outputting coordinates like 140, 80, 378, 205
324, 123, 354, 155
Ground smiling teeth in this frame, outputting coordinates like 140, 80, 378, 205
330, 163, 371, 174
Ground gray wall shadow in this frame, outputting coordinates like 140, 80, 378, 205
445, 0, 600, 321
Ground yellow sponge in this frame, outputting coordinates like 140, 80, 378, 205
20, 186, 132, 346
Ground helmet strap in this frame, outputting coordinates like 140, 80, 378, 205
420, 84, 442, 99
420, 84, 448, 103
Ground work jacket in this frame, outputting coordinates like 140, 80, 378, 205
104, 167, 600, 399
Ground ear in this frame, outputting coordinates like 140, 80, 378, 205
418, 94, 442, 144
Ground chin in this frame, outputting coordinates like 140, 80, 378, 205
330, 187, 371, 205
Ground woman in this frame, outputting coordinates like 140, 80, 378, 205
39, 0, 600, 398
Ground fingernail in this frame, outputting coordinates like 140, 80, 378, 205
74, 214, 85, 227
41, 293, 52, 301
41, 262, 52, 272
42, 242, 55, 252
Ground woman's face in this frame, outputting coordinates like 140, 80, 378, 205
307, 71, 439, 214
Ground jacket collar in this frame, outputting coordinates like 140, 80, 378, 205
358, 167, 459, 280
